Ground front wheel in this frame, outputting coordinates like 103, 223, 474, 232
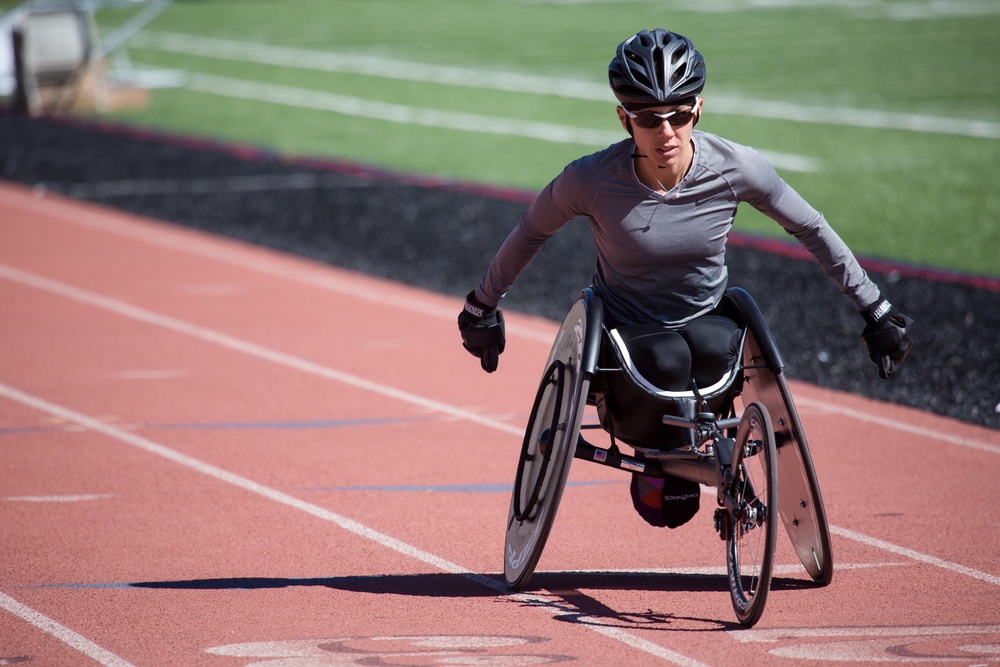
725, 402, 778, 626
504, 298, 589, 590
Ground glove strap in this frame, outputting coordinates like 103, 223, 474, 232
862, 298, 893, 328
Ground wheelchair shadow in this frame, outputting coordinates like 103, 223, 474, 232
516, 571, 815, 631
129, 572, 503, 598
131, 570, 813, 631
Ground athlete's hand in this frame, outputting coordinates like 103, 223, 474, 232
458, 291, 506, 373
861, 298, 913, 379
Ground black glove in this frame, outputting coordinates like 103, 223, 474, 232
861, 298, 913, 379
457, 291, 506, 373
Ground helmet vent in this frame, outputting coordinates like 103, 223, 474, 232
652, 48, 665, 92
672, 63, 687, 86
672, 44, 686, 64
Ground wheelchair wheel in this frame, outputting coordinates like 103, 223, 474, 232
725, 401, 778, 627
504, 299, 590, 591
740, 333, 834, 586
772, 372, 833, 585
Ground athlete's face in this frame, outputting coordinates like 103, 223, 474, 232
617, 99, 701, 171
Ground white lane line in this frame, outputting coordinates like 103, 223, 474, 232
0, 591, 136, 667
3, 262, 999, 592
131, 30, 1000, 140
11, 187, 1000, 456
0, 263, 523, 438
795, 395, 1000, 456
0, 187, 556, 345
729, 623, 1000, 643
6, 190, 1000, 449
0, 383, 484, 579
3, 494, 114, 503
829, 525, 1000, 587
0, 383, 710, 667
7, 193, 1000, 454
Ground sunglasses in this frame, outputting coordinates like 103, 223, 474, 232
623, 105, 698, 129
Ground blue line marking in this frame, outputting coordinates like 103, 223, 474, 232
298, 480, 623, 493
145, 416, 436, 430
0, 416, 439, 436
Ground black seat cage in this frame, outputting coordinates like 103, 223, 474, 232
577, 287, 784, 454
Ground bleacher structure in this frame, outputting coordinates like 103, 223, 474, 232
8, 0, 170, 116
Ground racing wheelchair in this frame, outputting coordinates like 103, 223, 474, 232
504, 287, 833, 627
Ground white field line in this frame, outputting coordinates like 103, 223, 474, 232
523, 0, 1000, 20
182, 72, 820, 174
0, 382, 711, 667
185, 73, 621, 147
3, 262, 1000, 592
0, 591, 136, 667
132, 30, 1000, 140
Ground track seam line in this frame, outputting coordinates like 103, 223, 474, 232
0, 382, 711, 667
3, 263, 999, 592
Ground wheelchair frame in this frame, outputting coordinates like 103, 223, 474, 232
504, 287, 833, 627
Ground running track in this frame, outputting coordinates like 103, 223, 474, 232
2, 182, 999, 666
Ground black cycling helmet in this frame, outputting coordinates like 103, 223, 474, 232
609, 29, 706, 106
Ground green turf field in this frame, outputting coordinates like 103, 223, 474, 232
12, 0, 1000, 277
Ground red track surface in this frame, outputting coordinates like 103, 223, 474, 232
2, 181, 999, 666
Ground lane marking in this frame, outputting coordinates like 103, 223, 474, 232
130, 30, 1000, 140
730, 623, 1000, 643
0, 263, 523, 438
299, 480, 619, 493
3, 494, 114, 503
0, 591, 136, 667
2, 264, 999, 592
829, 525, 1000, 587
795, 395, 1000, 455
0, 383, 710, 667
0, 190, 559, 343
7, 185, 1000, 454
8, 242, 994, 457
728, 623, 1000, 663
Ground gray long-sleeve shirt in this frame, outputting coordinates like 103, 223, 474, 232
476, 131, 881, 326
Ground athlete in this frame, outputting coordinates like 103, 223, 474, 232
458, 29, 912, 527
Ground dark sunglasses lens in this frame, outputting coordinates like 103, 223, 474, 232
633, 110, 695, 129
669, 110, 695, 126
